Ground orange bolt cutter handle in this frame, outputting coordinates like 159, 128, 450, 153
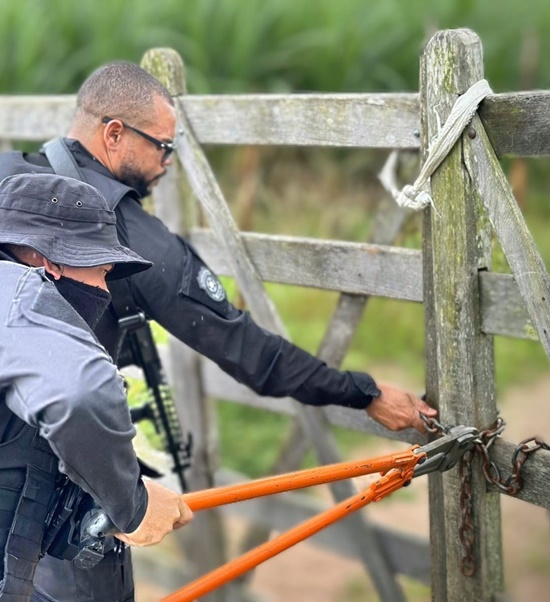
181, 447, 422, 511
162, 447, 423, 602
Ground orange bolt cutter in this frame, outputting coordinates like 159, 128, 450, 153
163, 424, 478, 601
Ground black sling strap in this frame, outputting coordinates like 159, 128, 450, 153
43, 138, 87, 183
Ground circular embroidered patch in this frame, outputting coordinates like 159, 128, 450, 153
197, 266, 226, 302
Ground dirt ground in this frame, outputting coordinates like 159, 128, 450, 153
135, 375, 550, 602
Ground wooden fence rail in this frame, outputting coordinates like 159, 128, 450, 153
2, 27, 550, 602
4, 90, 550, 155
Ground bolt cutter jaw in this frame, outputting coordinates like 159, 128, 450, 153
413, 425, 479, 477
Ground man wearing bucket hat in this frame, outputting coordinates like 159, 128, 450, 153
0, 63, 436, 601
0, 173, 193, 602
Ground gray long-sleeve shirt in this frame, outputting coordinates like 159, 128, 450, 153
0, 260, 146, 532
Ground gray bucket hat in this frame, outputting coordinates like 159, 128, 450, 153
0, 173, 151, 280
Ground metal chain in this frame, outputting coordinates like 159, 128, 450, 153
420, 413, 447, 435
460, 418, 550, 576
507, 436, 550, 494
421, 412, 478, 574
459, 450, 477, 576
472, 419, 550, 496
421, 413, 550, 577
472, 417, 507, 492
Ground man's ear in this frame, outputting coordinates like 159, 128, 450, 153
103, 120, 124, 151
42, 258, 64, 281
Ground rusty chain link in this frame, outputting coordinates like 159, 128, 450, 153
459, 449, 477, 576
507, 436, 550, 494
421, 413, 479, 575
420, 413, 550, 577
420, 413, 447, 435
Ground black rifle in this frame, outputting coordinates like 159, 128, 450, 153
118, 312, 193, 493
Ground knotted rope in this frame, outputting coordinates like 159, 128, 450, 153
380, 79, 493, 211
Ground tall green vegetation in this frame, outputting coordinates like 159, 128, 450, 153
2, 0, 550, 94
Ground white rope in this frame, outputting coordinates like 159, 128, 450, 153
378, 149, 401, 201
390, 79, 493, 211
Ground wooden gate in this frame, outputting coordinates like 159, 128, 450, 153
2, 26, 550, 602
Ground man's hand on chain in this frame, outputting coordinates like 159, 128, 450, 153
366, 382, 437, 433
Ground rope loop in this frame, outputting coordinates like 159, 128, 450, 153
390, 79, 493, 211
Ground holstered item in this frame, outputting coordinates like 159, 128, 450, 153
44, 487, 116, 570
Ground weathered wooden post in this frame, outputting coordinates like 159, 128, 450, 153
421, 30, 505, 600
142, 48, 228, 602
171, 49, 407, 600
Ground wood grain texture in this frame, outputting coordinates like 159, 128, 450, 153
480, 91, 550, 157
479, 272, 536, 339
175, 62, 405, 599
201, 358, 424, 446
421, 29, 504, 601
190, 228, 423, 300
466, 114, 550, 358
2, 88, 550, 157
6, 42, 544, 600
144, 49, 228, 598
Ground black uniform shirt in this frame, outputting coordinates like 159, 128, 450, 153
12, 142, 381, 410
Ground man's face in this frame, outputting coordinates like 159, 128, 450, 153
55, 264, 114, 291
116, 96, 177, 198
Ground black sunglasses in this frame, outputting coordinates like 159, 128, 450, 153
102, 116, 176, 161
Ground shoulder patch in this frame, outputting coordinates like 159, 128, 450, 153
197, 267, 226, 302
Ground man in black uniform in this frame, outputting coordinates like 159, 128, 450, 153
0, 62, 436, 601
0, 173, 193, 602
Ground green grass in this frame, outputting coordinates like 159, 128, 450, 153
216, 402, 292, 478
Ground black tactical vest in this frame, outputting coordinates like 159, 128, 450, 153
0, 396, 58, 601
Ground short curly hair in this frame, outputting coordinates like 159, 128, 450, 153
75, 61, 174, 129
